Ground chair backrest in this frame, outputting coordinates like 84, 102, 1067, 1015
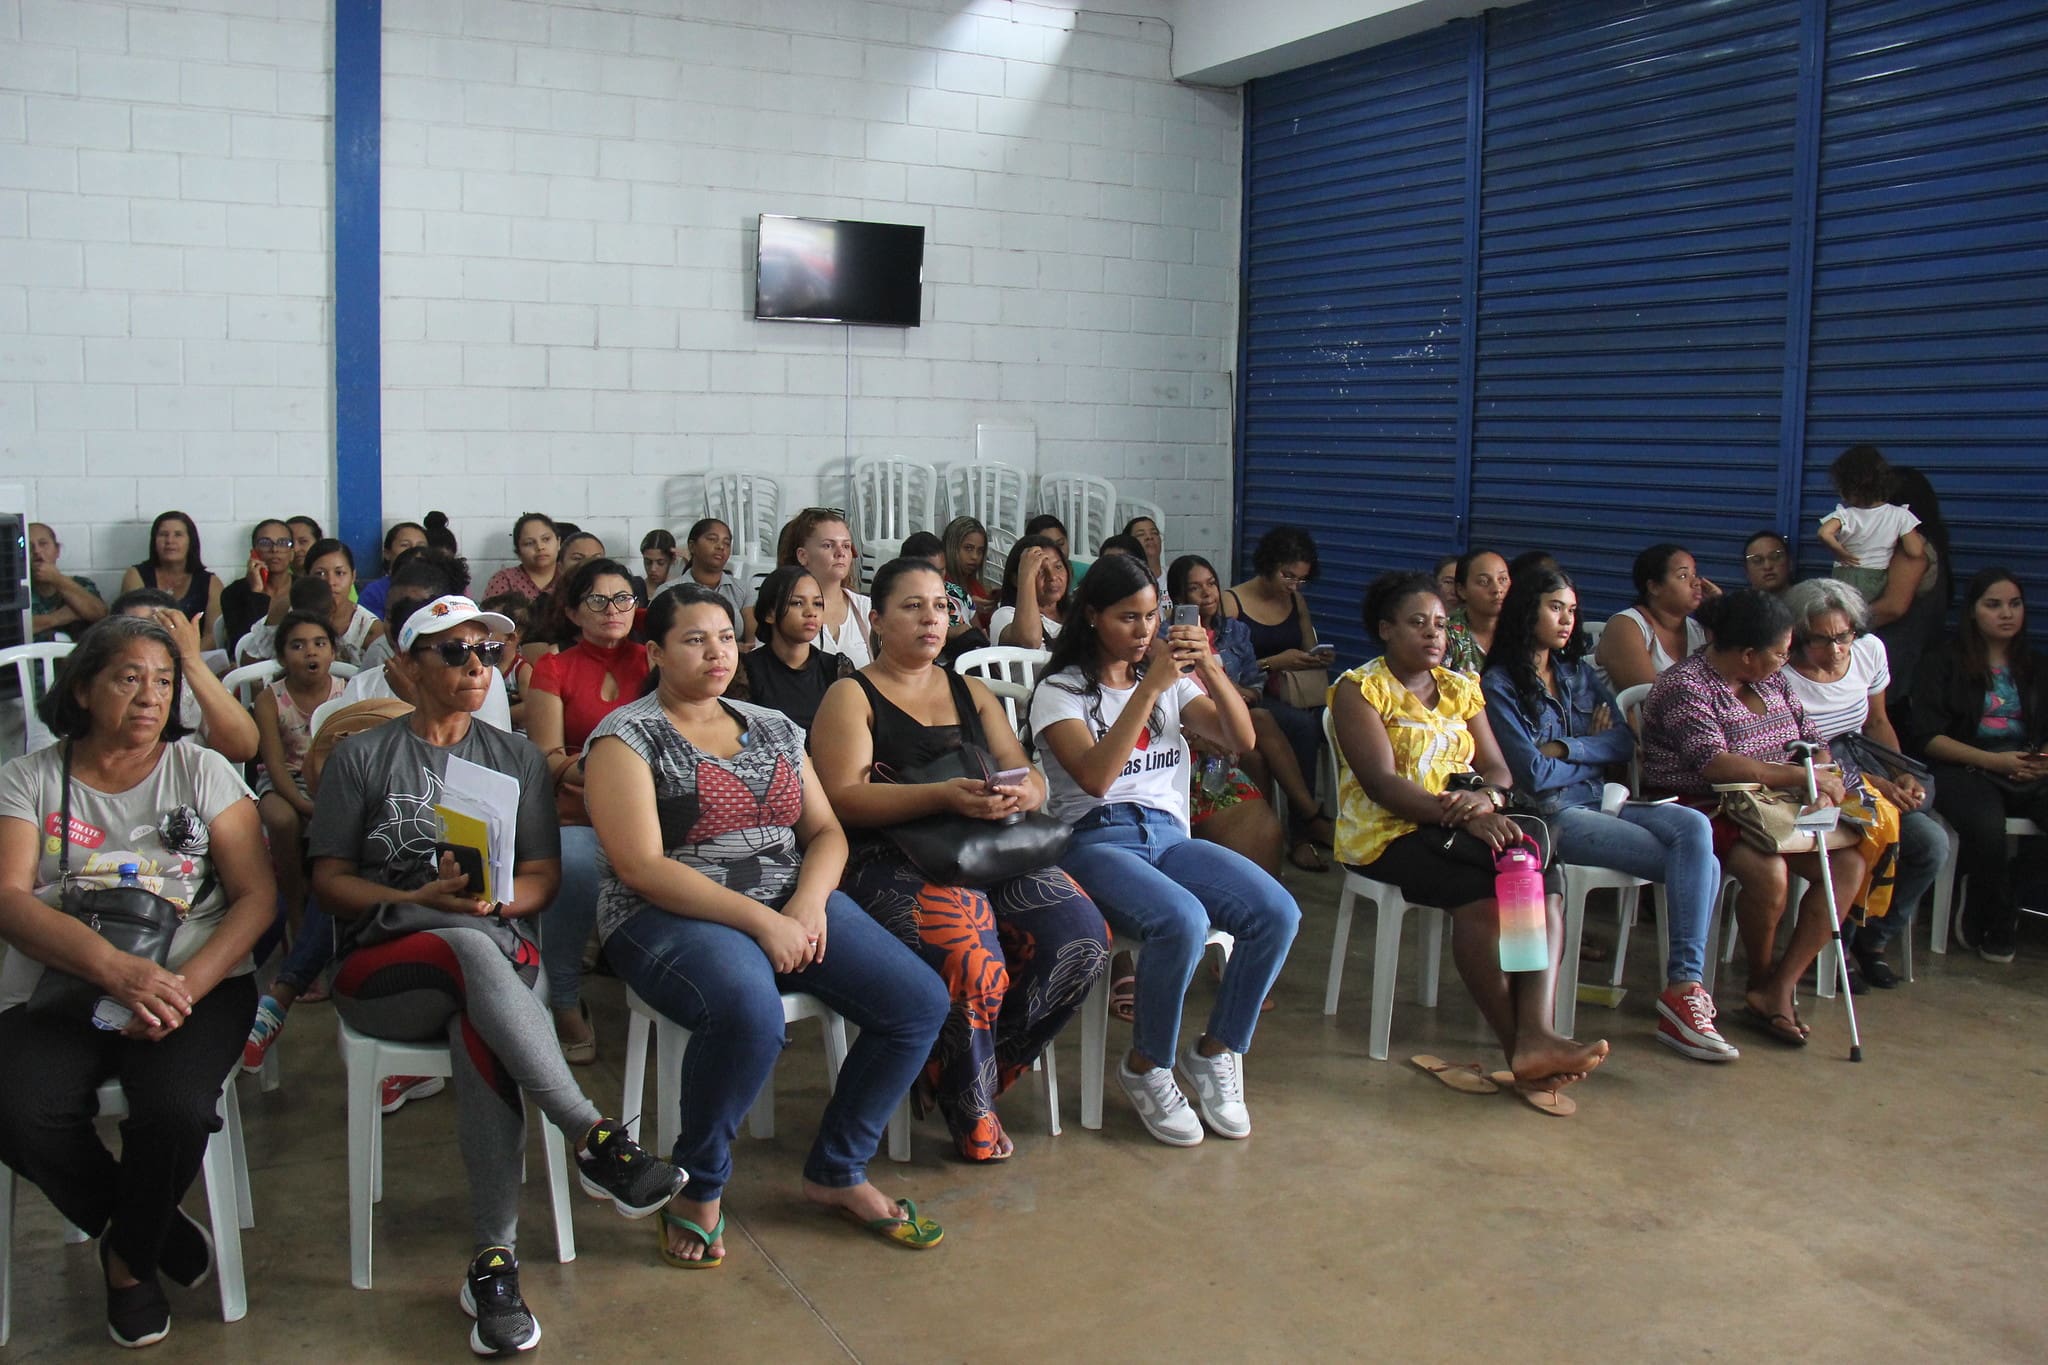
849, 457, 938, 580
1580, 618, 1605, 651
221, 660, 284, 705
941, 462, 1029, 539
1615, 682, 1652, 793
1037, 472, 1117, 557
308, 694, 351, 736
0, 642, 75, 756
954, 645, 1051, 734
700, 472, 782, 585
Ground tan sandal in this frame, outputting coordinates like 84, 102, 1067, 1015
1410, 1055, 1500, 1095
1515, 1084, 1577, 1117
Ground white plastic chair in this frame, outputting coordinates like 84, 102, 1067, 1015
954, 645, 1051, 734
941, 463, 1029, 542
1114, 496, 1166, 546
1078, 929, 1234, 1130
1036, 472, 1117, 557
0, 642, 73, 756
221, 661, 283, 705
339, 1008, 576, 1290
1580, 619, 1605, 651
850, 458, 938, 581
699, 472, 783, 587
1555, 866, 1650, 1036
1934, 814, 2042, 951
0, 1080, 251, 1345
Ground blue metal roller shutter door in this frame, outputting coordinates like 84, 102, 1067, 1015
1802, 0, 2048, 601
1468, 0, 1803, 612
1238, 26, 1473, 663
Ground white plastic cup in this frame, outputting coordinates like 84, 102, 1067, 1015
1600, 782, 1630, 816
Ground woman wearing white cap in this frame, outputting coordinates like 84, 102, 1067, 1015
308, 595, 686, 1357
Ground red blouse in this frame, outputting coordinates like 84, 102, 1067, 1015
528, 637, 649, 752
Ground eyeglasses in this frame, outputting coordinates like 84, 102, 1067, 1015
1810, 629, 1856, 648
580, 591, 638, 614
253, 537, 287, 551
1745, 550, 1789, 566
1275, 569, 1306, 585
417, 639, 505, 668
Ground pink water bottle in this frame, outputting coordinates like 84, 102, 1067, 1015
1494, 840, 1550, 972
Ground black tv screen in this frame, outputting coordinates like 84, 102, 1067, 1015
755, 215, 924, 327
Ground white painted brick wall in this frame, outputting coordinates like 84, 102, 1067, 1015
1, 0, 334, 596
8, 0, 1241, 596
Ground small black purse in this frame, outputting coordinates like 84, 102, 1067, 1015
872, 743, 1072, 888
24, 745, 187, 1025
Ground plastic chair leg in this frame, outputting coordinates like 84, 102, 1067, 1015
202, 1099, 247, 1323
1419, 910, 1443, 1008
538, 1109, 575, 1264
224, 1084, 253, 1231
654, 1021, 683, 1158
1929, 819, 1959, 953
1079, 969, 1109, 1130
1323, 884, 1355, 1015
1367, 896, 1405, 1062
1, 1169, 14, 1347
1556, 885, 1586, 1036
346, 1045, 378, 1290
1041, 1045, 1061, 1137
621, 1009, 649, 1143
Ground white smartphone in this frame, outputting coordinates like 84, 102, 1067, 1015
985, 766, 1031, 792
1310, 642, 1336, 659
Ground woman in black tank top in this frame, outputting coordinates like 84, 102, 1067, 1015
812, 559, 1108, 1163
118, 510, 223, 639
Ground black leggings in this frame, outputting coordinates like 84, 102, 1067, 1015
0, 975, 256, 1279
1932, 765, 2048, 942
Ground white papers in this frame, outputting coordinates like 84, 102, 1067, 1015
440, 754, 521, 902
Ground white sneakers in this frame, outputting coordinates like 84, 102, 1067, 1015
1116, 1047, 1252, 1146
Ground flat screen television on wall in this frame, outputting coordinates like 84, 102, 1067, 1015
754, 215, 925, 327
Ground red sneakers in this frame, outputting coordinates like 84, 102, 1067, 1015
380, 1074, 447, 1114
1655, 983, 1740, 1062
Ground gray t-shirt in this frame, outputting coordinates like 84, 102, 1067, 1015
308, 717, 558, 955
0, 741, 255, 1010
587, 694, 806, 942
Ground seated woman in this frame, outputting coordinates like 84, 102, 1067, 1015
309, 595, 683, 1355
1640, 590, 1867, 1046
1124, 514, 1169, 605
356, 520, 430, 623
1912, 568, 2048, 964
239, 610, 347, 1069
336, 553, 516, 734
1782, 578, 1944, 986
1742, 531, 1794, 595
813, 559, 1108, 1162
671, 519, 751, 640
1032, 554, 1298, 1146
586, 585, 949, 1260
284, 516, 323, 574
1170, 555, 1284, 873
238, 539, 385, 665
524, 558, 648, 1064
1481, 569, 1735, 1062
118, 511, 224, 643
1442, 548, 1511, 675
217, 520, 294, 657
106, 590, 260, 763
639, 528, 678, 599
940, 516, 996, 630
990, 534, 1071, 649
1595, 542, 1716, 693
483, 512, 562, 603
558, 531, 606, 579
737, 566, 852, 731
1224, 525, 1338, 870
0, 615, 275, 1348
774, 509, 869, 668
1433, 554, 1462, 613
1333, 574, 1607, 1114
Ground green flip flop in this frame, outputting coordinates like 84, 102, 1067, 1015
658, 1209, 725, 1269
838, 1198, 944, 1250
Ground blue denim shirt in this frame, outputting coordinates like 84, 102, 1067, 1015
1211, 614, 1264, 692
1481, 656, 1636, 815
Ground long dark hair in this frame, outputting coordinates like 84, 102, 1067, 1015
43, 615, 191, 743
753, 565, 819, 641
1956, 567, 2031, 689
1889, 465, 1952, 606
1032, 553, 1166, 750
541, 556, 635, 646
640, 582, 739, 697
997, 534, 1070, 610
1488, 567, 1588, 708
1166, 553, 1219, 621
144, 510, 206, 577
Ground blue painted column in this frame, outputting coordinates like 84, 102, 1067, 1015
1448, 15, 1486, 554
1774, 0, 1828, 535
333, 0, 382, 566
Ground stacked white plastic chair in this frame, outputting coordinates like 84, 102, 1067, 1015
700, 471, 783, 589
1036, 473, 1118, 559
0, 642, 73, 756
849, 458, 938, 583
942, 462, 1029, 590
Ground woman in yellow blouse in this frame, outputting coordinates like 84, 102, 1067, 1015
1331, 572, 1608, 1114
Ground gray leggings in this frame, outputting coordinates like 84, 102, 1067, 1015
334, 927, 602, 1252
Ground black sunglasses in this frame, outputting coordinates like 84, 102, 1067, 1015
416, 638, 505, 668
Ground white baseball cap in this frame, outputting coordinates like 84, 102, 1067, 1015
398, 595, 515, 652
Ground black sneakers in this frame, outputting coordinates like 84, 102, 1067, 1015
460, 1246, 541, 1357
158, 1206, 214, 1290
100, 1239, 171, 1349
575, 1119, 686, 1218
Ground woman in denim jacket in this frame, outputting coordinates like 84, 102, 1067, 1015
1480, 568, 1736, 1064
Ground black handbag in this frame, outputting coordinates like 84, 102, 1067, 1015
873, 742, 1072, 887
24, 745, 189, 1024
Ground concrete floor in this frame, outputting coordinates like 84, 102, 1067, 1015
5, 872, 2044, 1364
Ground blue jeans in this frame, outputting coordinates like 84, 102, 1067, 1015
541, 825, 601, 1011
1866, 808, 1943, 949
1060, 804, 1300, 1064
275, 905, 337, 996
603, 891, 948, 1204
1550, 802, 1720, 986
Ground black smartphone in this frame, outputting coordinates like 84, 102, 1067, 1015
1172, 603, 1200, 672
433, 843, 485, 896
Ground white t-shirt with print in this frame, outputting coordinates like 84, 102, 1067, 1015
1030, 666, 1204, 831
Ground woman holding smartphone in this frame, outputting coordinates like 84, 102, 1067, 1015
812, 559, 1109, 1163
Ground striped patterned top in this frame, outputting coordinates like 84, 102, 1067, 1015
1330, 658, 1484, 868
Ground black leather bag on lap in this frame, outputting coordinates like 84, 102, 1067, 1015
872, 743, 1071, 888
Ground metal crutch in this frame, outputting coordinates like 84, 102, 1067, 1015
1786, 740, 1863, 1062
